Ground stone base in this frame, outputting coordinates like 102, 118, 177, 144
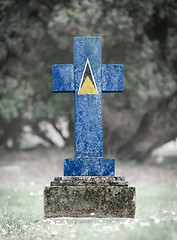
64, 158, 115, 176
44, 176, 136, 218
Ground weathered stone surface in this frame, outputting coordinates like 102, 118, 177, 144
51, 176, 128, 186
64, 158, 115, 176
53, 37, 124, 176
44, 176, 136, 218
47, 37, 135, 218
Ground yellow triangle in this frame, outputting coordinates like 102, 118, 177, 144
78, 76, 98, 95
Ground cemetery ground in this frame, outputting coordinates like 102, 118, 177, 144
0, 147, 177, 240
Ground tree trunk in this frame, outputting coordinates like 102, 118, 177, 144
103, 90, 177, 161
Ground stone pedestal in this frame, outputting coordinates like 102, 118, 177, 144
44, 176, 136, 218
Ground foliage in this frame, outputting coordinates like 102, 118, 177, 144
0, 0, 176, 159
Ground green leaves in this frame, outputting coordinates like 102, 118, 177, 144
0, 42, 7, 62
0, 0, 176, 149
0, 77, 34, 121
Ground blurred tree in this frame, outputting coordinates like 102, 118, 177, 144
0, 0, 176, 161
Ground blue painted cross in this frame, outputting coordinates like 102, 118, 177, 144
53, 37, 123, 176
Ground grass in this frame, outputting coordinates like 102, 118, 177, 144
0, 179, 177, 240
0, 147, 177, 239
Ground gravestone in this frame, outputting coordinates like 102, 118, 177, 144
44, 37, 136, 218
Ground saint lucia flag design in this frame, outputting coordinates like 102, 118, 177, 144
78, 58, 98, 95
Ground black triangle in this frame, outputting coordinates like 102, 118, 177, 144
81, 62, 96, 88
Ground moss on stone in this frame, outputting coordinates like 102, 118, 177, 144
44, 177, 136, 218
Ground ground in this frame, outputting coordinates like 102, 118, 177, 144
0, 147, 177, 240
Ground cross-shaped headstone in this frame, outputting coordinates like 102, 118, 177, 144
53, 37, 123, 176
